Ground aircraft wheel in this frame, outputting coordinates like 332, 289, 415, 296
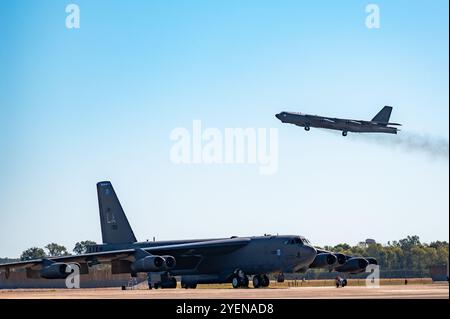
342, 131, 347, 136
262, 275, 270, 287
305, 126, 310, 131
182, 282, 197, 289
277, 273, 285, 283
170, 277, 177, 288
231, 276, 240, 289
253, 275, 262, 288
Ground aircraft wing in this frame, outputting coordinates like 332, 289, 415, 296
0, 249, 136, 271
327, 118, 374, 126
324, 117, 364, 125
369, 121, 402, 126
143, 237, 251, 256
0, 237, 251, 272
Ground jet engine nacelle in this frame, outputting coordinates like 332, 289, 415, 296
309, 253, 337, 268
334, 253, 347, 265
132, 255, 165, 272
40, 263, 74, 279
335, 257, 369, 273
161, 255, 176, 269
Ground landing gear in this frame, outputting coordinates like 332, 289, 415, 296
252, 275, 262, 288
151, 281, 176, 289
148, 272, 177, 289
231, 275, 249, 288
232, 276, 241, 289
342, 131, 348, 136
335, 276, 347, 288
304, 126, 310, 131
277, 273, 285, 283
181, 282, 197, 289
252, 274, 270, 288
159, 277, 177, 289
261, 274, 270, 287
231, 270, 249, 288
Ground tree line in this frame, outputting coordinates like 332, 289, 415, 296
323, 235, 448, 273
17, 240, 97, 261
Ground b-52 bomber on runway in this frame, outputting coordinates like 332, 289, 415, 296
276, 106, 401, 136
0, 182, 377, 289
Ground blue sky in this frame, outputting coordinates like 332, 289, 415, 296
0, 0, 448, 257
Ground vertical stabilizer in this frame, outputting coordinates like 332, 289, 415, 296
371, 106, 393, 124
97, 181, 137, 244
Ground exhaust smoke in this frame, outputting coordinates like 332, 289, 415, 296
351, 132, 449, 160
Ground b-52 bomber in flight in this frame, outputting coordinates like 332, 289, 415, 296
276, 105, 401, 136
0, 182, 377, 289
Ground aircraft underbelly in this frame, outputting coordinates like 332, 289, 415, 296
349, 126, 396, 133
313, 121, 397, 134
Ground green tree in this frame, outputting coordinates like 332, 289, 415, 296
333, 243, 351, 252
316, 235, 448, 275
399, 235, 421, 250
44, 243, 69, 256
410, 246, 427, 271
435, 245, 449, 265
429, 241, 448, 249
20, 247, 46, 261
73, 240, 97, 254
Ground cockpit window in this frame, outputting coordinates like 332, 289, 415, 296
285, 238, 305, 245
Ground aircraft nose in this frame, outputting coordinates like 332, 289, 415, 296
304, 245, 317, 263
307, 244, 317, 255
275, 113, 282, 120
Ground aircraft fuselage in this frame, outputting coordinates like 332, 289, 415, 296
88, 235, 316, 284
276, 112, 398, 135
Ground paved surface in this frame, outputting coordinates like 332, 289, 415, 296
0, 284, 448, 299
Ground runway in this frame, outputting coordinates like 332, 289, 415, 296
0, 284, 448, 299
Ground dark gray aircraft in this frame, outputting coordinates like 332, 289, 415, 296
276, 106, 401, 136
0, 182, 377, 288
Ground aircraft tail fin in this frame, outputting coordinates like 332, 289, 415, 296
97, 181, 137, 244
371, 106, 393, 124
